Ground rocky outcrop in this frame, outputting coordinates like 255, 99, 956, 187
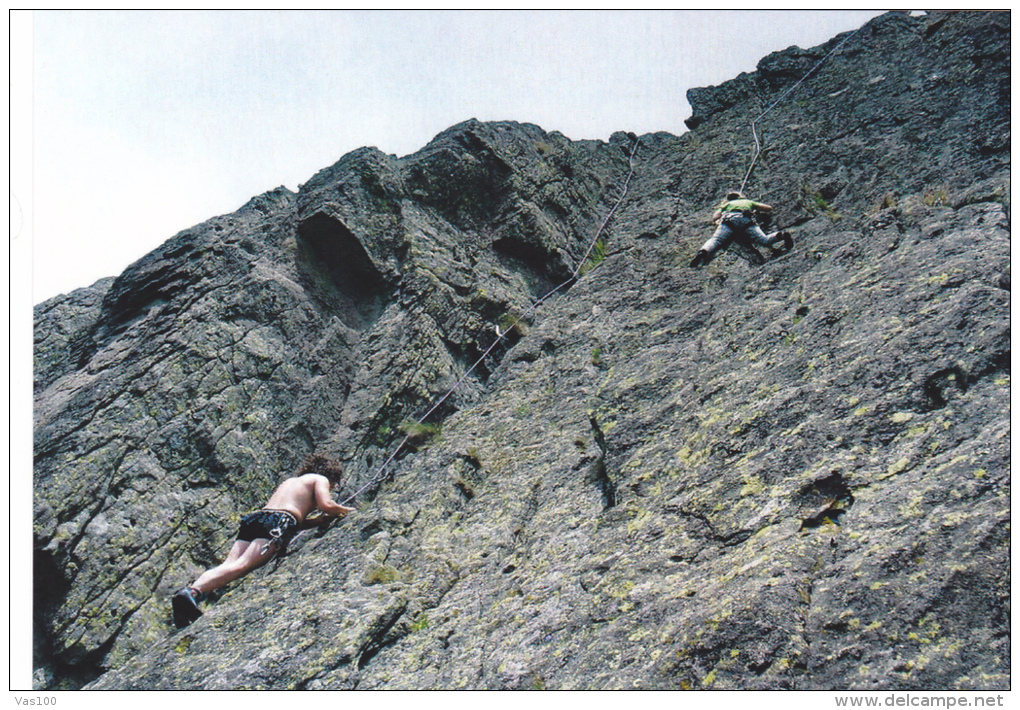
34, 11, 1008, 690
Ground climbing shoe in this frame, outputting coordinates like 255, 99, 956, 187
776, 231, 793, 252
172, 587, 205, 628
689, 250, 710, 268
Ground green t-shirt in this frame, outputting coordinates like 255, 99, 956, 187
718, 198, 764, 213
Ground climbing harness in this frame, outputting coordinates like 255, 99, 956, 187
261, 525, 284, 555
739, 26, 864, 195
338, 135, 642, 507
245, 509, 298, 555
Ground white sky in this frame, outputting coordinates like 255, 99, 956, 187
20, 9, 886, 305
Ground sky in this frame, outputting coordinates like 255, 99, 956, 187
18, 9, 887, 305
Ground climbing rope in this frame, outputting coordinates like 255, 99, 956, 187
338, 135, 641, 507
739, 26, 864, 195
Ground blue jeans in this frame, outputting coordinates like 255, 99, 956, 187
701, 213, 783, 255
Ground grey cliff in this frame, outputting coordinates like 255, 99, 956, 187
33, 11, 1009, 690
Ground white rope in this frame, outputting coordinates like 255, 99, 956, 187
339, 136, 641, 506
739, 26, 863, 195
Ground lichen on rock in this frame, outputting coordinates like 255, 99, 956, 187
34, 11, 1009, 691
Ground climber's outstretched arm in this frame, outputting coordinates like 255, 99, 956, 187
313, 474, 356, 518
299, 511, 334, 530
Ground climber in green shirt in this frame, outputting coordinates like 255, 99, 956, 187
690, 191, 793, 267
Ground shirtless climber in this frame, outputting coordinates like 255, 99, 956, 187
172, 454, 355, 628
690, 191, 793, 267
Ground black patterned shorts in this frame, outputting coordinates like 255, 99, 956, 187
237, 509, 299, 548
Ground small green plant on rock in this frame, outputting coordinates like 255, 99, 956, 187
410, 613, 430, 632
398, 420, 442, 448
800, 185, 841, 222
497, 312, 527, 338
365, 564, 403, 585
922, 188, 949, 207
877, 193, 898, 211
580, 237, 608, 275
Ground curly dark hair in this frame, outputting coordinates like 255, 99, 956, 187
296, 453, 344, 486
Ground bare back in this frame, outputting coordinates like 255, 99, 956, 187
263, 474, 331, 522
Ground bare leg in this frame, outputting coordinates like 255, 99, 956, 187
191, 538, 278, 594
173, 538, 279, 628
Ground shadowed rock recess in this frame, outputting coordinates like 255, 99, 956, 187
34, 11, 1008, 690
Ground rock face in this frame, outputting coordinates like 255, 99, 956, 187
33, 11, 1009, 690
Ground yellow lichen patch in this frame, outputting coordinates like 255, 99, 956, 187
885, 457, 910, 477
608, 579, 635, 599
675, 445, 709, 469
626, 508, 653, 535
628, 628, 651, 643
904, 423, 930, 438
740, 475, 766, 497
898, 492, 925, 519
940, 510, 974, 528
